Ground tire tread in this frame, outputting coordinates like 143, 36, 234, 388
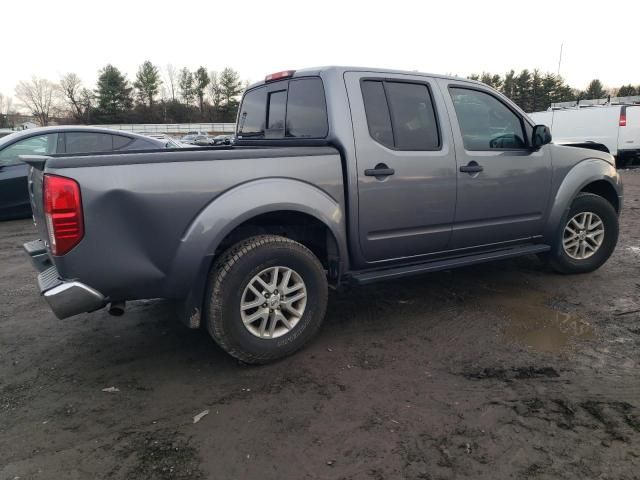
548, 192, 618, 274
206, 235, 327, 364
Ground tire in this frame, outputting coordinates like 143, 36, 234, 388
205, 235, 328, 364
547, 193, 618, 274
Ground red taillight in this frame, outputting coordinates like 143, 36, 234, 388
265, 70, 295, 82
43, 174, 84, 256
620, 110, 627, 127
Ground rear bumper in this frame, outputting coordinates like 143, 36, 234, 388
24, 239, 106, 319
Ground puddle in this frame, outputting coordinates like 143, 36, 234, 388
626, 246, 640, 256
480, 288, 595, 352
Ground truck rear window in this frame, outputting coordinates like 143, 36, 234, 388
237, 77, 328, 139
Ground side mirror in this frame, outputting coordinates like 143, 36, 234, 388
532, 125, 552, 150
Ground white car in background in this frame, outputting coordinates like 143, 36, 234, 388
146, 134, 182, 148
530, 104, 640, 167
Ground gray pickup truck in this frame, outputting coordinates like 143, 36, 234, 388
23, 67, 622, 363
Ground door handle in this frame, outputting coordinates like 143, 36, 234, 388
459, 161, 483, 174
365, 163, 395, 178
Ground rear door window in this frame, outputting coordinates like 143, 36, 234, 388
65, 132, 113, 153
361, 80, 440, 150
113, 135, 133, 149
286, 78, 328, 138
237, 77, 328, 139
361, 81, 394, 148
386, 82, 439, 150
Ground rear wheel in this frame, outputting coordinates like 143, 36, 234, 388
547, 193, 618, 274
205, 235, 328, 364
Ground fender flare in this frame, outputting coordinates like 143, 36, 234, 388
165, 178, 347, 325
543, 158, 621, 243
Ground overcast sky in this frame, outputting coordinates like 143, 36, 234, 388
3, 0, 639, 101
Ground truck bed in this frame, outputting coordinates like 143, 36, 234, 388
25, 145, 345, 303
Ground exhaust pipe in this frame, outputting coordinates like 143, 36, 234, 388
108, 301, 126, 316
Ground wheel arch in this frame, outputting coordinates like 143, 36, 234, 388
543, 158, 622, 243
166, 178, 347, 328
579, 180, 620, 213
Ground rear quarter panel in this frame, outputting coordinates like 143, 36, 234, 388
45, 149, 345, 301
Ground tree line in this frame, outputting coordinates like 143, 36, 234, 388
468, 70, 640, 112
1, 62, 247, 127
4, 65, 640, 129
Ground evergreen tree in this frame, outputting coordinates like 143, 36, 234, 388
194, 67, 210, 113
541, 72, 558, 109
134, 61, 162, 107
468, 69, 577, 111
468, 73, 502, 90
480, 72, 502, 90
94, 65, 133, 122
179, 68, 195, 106
555, 78, 576, 104
502, 70, 516, 100
583, 79, 607, 100
514, 69, 532, 112
220, 67, 243, 107
617, 85, 637, 97
530, 70, 544, 112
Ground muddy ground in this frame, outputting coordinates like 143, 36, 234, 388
1, 171, 639, 480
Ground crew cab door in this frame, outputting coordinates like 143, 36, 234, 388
345, 72, 457, 263
440, 80, 552, 249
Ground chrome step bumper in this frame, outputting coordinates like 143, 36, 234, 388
24, 240, 106, 319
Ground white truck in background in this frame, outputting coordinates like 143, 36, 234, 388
530, 104, 640, 167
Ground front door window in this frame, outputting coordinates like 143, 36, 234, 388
449, 87, 526, 150
0, 134, 59, 166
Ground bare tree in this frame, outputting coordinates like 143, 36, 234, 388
207, 70, 223, 109
15, 77, 57, 126
60, 73, 87, 123
165, 64, 178, 102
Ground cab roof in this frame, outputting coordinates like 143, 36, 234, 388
247, 65, 481, 90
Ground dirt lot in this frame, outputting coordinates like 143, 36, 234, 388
1, 171, 639, 480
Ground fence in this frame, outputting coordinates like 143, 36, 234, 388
92, 123, 236, 135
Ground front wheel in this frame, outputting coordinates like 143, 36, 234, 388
205, 235, 328, 364
546, 193, 618, 274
